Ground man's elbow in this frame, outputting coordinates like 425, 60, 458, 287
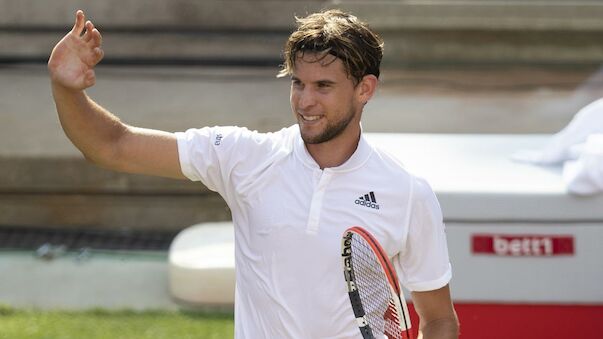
82, 123, 134, 171
419, 316, 460, 339
80, 139, 126, 172
82, 148, 118, 170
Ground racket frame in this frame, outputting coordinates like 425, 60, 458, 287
342, 226, 412, 339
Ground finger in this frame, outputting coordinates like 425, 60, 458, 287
84, 69, 96, 88
83, 21, 94, 42
92, 47, 104, 65
85, 47, 104, 67
71, 10, 85, 35
90, 29, 102, 47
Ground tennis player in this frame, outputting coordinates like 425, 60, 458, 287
49, 9, 458, 338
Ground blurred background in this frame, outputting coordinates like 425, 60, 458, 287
0, 0, 602, 338
2, 0, 602, 232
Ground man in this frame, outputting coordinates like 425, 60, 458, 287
48, 9, 458, 338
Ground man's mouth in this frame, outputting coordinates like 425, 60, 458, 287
300, 114, 322, 122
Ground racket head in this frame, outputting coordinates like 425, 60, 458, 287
342, 226, 412, 339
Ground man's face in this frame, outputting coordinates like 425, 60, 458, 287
290, 53, 362, 145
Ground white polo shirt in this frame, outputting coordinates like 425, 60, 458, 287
176, 125, 452, 339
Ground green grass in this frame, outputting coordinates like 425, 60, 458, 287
0, 306, 234, 339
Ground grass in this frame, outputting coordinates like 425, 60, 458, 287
0, 305, 234, 339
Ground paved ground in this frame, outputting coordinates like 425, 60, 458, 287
0, 251, 179, 310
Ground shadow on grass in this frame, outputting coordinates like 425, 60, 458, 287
0, 304, 16, 316
0, 304, 234, 320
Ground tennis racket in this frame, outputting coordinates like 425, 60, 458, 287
341, 226, 412, 339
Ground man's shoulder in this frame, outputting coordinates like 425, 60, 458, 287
368, 142, 412, 176
367, 141, 438, 198
247, 125, 298, 151
202, 124, 297, 148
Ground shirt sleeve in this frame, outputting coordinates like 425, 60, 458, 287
175, 126, 290, 200
175, 126, 251, 195
395, 176, 452, 292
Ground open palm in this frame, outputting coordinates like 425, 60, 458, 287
48, 10, 104, 90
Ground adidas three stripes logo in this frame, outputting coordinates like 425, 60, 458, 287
355, 191, 380, 210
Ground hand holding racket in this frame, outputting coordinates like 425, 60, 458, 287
342, 226, 412, 339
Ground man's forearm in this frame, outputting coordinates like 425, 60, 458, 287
51, 81, 127, 165
418, 317, 459, 339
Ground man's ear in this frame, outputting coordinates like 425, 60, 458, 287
357, 74, 378, 104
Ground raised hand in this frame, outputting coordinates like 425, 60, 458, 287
48, 10, 104, 90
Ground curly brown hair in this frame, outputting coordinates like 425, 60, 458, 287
278, 9, 384, 84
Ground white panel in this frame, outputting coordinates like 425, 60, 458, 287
366, 133, 603, 221
446, 222, 603, 303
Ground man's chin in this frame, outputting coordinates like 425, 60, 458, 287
299, 124, 322, 144
300, 133, 322, 145
298, 120, 351, 145
300, 130, 328, 145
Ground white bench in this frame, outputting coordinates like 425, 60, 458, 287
168, 222, 235, 306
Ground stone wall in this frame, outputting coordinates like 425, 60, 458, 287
2, 0, 603, 66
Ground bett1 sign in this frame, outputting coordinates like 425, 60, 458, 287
471, 234, 574, 256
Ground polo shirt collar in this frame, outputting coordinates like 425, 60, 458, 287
293, 125, 373, 172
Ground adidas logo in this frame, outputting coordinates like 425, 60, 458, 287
355, 191, 380, 210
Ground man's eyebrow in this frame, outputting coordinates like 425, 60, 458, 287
316, 79, 336, 85
290, 76, 336, 85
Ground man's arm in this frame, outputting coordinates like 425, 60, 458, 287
48, 10, 186, 179
412, 284, 459, 339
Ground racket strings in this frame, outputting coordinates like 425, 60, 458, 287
350, 234, 401, 338
384, 300, 404, 338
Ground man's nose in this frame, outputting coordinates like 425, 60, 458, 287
297, 89, 316, 110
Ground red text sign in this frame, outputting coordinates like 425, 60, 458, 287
472, 234, 574, 256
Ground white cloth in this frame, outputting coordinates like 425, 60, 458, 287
176, 125, 451, 339
563, 134, 603, 195
512, 98, 603, 195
